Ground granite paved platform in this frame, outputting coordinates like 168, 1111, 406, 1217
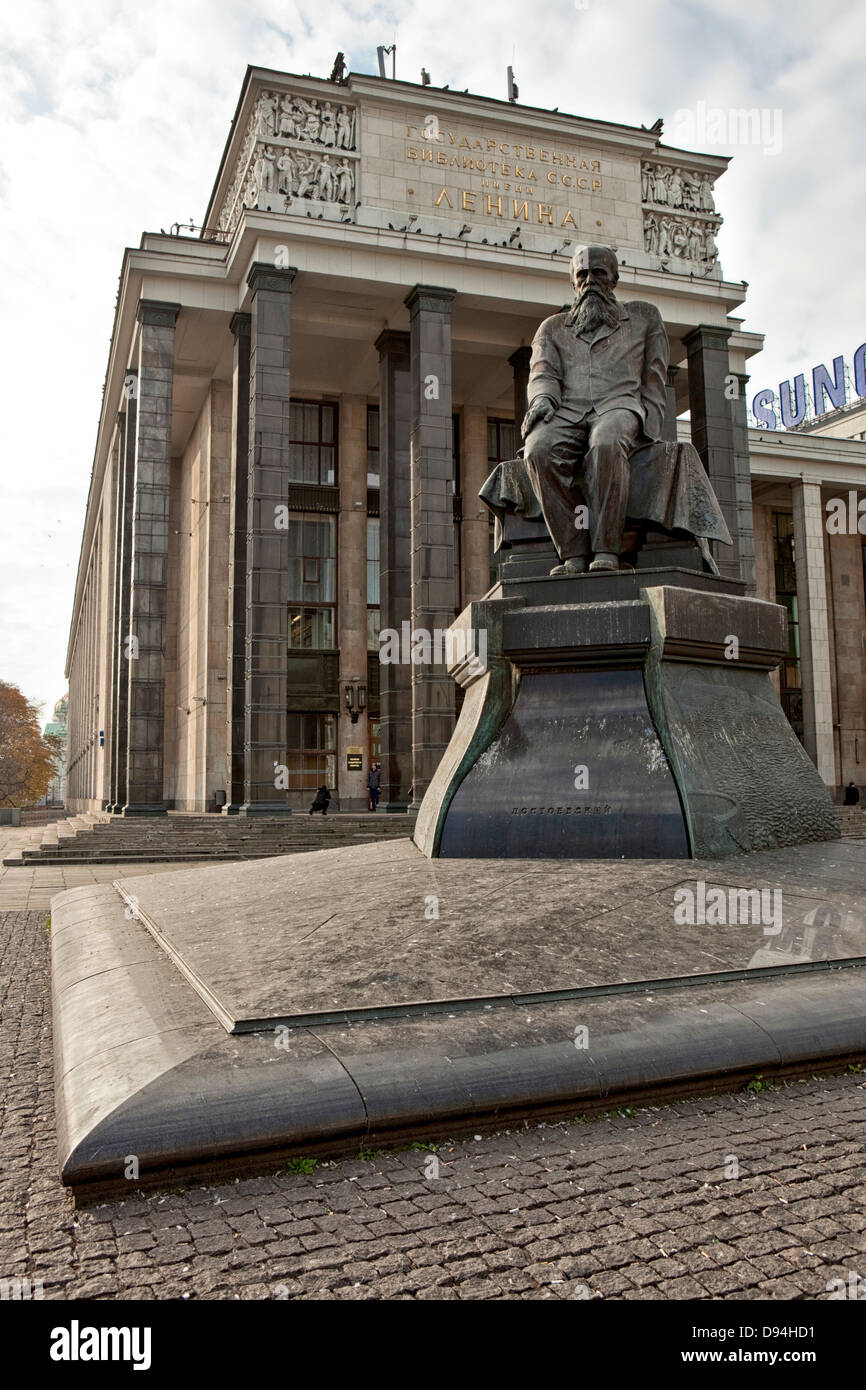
50, 838, 866, 1194
110, 838, 866, 1029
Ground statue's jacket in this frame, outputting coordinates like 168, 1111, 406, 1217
527, 300, 669, 444
486, 296, 731, 549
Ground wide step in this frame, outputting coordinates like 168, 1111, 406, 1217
2, 813, 415, 867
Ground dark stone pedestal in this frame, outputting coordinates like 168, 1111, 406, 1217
414, 570, 839, 860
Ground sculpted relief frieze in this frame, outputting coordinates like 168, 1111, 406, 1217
640, 160, 721, 270
641, 162, 716, 212
212, 92, 724, 274
256, 92, 357, 148
215, 89, 358, 239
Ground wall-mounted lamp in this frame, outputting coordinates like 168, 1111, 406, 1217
344, 682, 367, 724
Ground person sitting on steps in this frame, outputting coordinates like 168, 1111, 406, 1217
309, 784, 331, 816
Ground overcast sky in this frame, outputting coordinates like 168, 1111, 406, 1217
1, 0, 864, 721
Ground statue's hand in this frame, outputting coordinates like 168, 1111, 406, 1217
521, 397, 556, 438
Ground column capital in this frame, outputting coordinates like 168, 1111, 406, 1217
374, 328, 410, 358
683, 323, 732, 353
508, 345, 532, 370
247, 263, 296, 295
230, 311, 252, 338
665, 364, 680, 386
405, 285, 456, 315
137, 300, 181, 328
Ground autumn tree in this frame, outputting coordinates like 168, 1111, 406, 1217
0, 682, 62, 807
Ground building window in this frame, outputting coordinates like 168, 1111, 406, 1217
486, 418, 518, 587
289, 402, 337, 485
488, 418, 518, 466
286, 713, 336, 790
366, 406, 380, 488
368, 720, 381, 766
772, 511, 802, 735
288, 513, 336, 648
367, 516, 380, 648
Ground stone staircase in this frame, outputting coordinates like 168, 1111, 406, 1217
8, 805, 857, 867
2, 810, 416, 866
838, 807, 866, 840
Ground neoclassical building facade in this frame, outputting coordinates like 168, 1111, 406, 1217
64, 65, 866, 813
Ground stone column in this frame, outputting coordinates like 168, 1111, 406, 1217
162, 445, 181, 809
338, 396, 370, 810
405, 285, 457, 803
122, 302, 179, 818
98, 461, 117, 808
109, 379, 137, 810
224, 312, 251, 813
508, 345, 531, 430
683, 325, 753, 585
826, 526, 866, 790
375, 329, 412, 809
752, 502, 776, 604
204, 382, 232, 809
662, 364, 680, 443
731, 372, 756, 594
240, 264, 296, 816
461, 404, 491, 603
105, 415, 124, 809
792, 481, 836, 785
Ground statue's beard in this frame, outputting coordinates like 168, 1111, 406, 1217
568, 287, 619, 335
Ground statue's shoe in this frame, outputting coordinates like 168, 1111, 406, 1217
549, 558, 587, 576
588, 553, 620, 572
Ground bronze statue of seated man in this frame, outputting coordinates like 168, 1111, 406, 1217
517, 243, 730, 574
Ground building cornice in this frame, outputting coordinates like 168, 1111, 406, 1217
676, 418, 866, 488
202, 65, 731, 239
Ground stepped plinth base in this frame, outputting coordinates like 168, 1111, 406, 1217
414, 570, 839, 860
50, 837, 866, 1195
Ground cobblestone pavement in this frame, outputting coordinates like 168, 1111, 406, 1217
2, 909, 865, 1300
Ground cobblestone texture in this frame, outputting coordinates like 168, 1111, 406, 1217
1, 909, 864, 1300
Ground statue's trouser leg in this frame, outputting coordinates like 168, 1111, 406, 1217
523, 419, 590, 562
582, 410, 642, 555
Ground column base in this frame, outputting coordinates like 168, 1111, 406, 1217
237, 803, 293, 817
119, 804, 168, 817
221, 804, 242, 816
383, 802, 411, 813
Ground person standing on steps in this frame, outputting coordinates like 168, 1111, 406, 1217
309, 784, 331, 816
367, 762, 380, 811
